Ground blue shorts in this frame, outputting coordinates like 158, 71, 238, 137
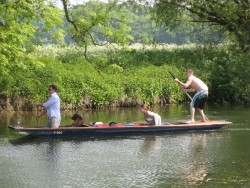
190, 90, 208, 109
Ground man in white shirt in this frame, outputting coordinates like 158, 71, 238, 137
175, 69, 208, 123
36, 84, 61, 128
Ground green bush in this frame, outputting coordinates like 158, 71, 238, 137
0, 44, 249, 111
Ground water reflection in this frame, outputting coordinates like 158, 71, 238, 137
137, 133, 211, 186
185, 133, 207, 185
139, 136, 164, 157
8, 135, 38, 145
46, 139, 62, 162
9, 136, 63, 161
8, 135, 143, 146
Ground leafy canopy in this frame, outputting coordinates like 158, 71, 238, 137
0, 0, 64, 75
61, 0, 134, 46
151, 0, 250, 52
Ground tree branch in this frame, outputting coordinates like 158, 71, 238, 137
61, 0, 78, 32
61, 0, 103, 77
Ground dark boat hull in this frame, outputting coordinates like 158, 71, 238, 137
8, 120, 232, 137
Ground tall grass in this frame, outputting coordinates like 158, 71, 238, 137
0, 44, 249, 111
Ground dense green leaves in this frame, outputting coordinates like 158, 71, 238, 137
152, 0, 250, 52
62, 0, 134, 46
0, 0, 63, 73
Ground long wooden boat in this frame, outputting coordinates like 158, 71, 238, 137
8, 120, 232, 137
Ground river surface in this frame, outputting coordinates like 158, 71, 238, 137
0, 104, 249, 188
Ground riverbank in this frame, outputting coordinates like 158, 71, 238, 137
0, 44, 249, 111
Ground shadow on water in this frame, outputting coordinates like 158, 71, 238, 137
7, 127, 230, 146
8, 134, 145, 146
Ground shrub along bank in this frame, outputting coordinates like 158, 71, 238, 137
0, 44, 249, 111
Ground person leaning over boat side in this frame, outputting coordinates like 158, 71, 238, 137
70, 114, 89, 127
174, 69, 208, 123
36, 84, 61, 128
140, 104, 162, 126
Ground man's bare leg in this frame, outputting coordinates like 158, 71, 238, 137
198, 108, 207, 122
186, 106, 195, 123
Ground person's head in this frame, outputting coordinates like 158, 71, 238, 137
48, 84, 57, 94
71, 114, 82, 121
185, 69, 193, 78
140, 104, 149, 113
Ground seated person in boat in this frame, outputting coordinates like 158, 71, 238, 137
70, 114, 89, 127
140, 104, 162, 126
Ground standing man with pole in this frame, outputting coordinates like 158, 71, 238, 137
174, 69, 208, 123
36, 84, 61, 128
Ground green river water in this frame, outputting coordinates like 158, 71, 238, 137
0, 104, 249, 188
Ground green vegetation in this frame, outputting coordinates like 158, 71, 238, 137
152, 0, 250, 52
0, 44, 249, 111
1, 1, 249, 111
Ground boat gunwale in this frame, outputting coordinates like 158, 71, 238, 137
8, 120, 232, 131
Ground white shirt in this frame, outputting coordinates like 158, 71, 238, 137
43, 92, 61, 120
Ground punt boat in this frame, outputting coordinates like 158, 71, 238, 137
8, 120, 232, 137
